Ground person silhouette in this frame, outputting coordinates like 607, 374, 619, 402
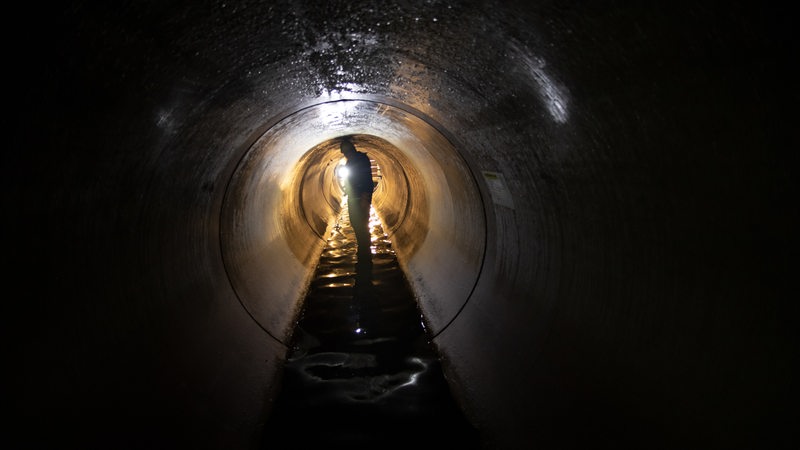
339, 136, 375, 264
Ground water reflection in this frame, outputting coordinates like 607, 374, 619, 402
262, 198, 481, 448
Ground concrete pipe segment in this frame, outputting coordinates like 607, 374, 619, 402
4, 1, 795, 449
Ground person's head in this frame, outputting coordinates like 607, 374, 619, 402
339, 137, 356, 158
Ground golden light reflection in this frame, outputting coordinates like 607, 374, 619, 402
328, 196, 389, 258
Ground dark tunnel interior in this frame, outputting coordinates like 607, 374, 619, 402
4, 1, 797, 449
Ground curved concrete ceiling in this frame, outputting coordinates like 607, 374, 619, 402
5, 1, 795, 449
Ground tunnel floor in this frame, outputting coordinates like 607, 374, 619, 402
261, 199, 482, 449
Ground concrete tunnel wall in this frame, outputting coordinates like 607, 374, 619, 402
4, 1, 795, 449
220, 99, 485, 342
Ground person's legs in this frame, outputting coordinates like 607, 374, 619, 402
349, 193, 372, 261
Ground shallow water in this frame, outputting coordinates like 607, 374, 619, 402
261, 199, 481, 448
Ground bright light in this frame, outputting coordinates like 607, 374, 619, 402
335, 160, 350, 191
337, 165, 350, 180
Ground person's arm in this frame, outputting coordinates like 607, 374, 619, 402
343, 178, 355, 197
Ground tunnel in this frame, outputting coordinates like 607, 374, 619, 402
220, 100, 486, 346
5, 1, 795, 449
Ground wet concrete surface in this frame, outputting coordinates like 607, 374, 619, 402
261, 198, 482, 449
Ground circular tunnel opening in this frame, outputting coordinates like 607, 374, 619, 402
219, 99, 488, 345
